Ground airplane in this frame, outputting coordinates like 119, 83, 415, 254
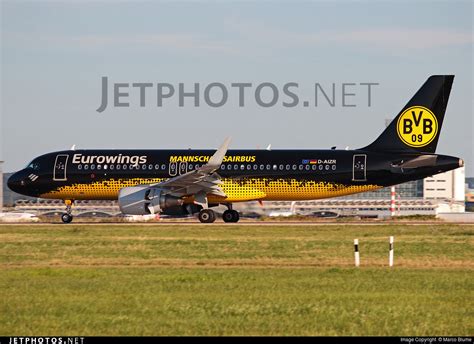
8, 75, 463, 223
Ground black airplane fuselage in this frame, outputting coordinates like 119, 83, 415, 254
8, 148, 462, 203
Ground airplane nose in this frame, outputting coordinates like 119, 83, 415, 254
7, 172, 24, 193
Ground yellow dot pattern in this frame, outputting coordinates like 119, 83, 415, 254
41, 178, 164, 200
41, 177, 381, 203
214, 178, 381, 202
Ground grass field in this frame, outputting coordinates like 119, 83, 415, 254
0, 223, 473, 336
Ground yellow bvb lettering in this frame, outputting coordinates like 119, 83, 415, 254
397, 106, 438, 148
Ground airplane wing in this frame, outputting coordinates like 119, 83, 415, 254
150, 137, 231, 200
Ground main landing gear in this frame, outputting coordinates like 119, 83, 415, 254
222, 209, 239, 223
197, 205, 240, 223
198, 209, 216, 223
61, 200, 74, 223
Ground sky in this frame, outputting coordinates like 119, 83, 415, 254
1, 1, 473, 175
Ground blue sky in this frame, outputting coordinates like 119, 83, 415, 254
1, 1, 473, 174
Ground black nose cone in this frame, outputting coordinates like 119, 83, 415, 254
7, 172, 22, 193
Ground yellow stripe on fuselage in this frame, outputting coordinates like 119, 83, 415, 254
40, 178, 382, 202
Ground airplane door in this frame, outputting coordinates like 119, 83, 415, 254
352, 154, 367, 181
179, 162, 188, 175
53, 154, 69, 181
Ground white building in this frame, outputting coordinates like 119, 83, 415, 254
423, 166, 465, 201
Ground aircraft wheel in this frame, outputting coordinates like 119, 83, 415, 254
230, 210, 240, 223
223, 210, 234, 223
61, 213, 73, 223
198, 209, 216, 223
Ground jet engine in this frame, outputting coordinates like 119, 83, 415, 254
118, 186, 183, 215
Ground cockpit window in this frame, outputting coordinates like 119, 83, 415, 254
27, 162, 40, 170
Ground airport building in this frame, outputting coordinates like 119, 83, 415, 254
423, 167, 465, 201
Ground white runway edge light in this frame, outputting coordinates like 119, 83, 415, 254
389, 236, 394, 267
354, 239, 360, 267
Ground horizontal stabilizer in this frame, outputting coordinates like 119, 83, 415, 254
392, 155, 437, 169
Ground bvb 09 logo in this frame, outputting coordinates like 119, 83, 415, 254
397, 106, 438, 147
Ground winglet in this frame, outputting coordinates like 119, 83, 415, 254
206, 137, 231, 170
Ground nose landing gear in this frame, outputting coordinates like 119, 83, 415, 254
61, 200, 74, 223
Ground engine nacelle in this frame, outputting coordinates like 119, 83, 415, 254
118, 186, 183, 215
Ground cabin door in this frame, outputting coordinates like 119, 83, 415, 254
179, 162, 188, 175
53, 154, 69, 181
352, 154, 367, 181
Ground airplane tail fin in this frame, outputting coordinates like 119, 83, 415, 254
362, 75, 454, 154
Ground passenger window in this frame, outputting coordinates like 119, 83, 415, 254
305, 165, 310, 170
91, 164, 96, 170
292, 165, 297, 170
286, 165, 290, 170
84, 165, 89, 170
299, 165, 303, 170
78, 165, 82, 170
260, 164, 264, 170
266, 164, 271, 170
